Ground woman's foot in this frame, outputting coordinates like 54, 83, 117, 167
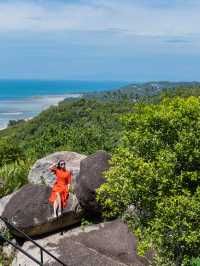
48, 214, 57, 221
58, 210, 62, 217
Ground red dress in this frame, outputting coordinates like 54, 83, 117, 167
49, 168, 72, 208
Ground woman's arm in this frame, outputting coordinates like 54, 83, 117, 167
67, 170, 73, 190
48, 162, 58, 173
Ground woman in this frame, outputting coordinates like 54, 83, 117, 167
48, 160, 72, 218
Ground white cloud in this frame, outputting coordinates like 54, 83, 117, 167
0, 0, 199, 38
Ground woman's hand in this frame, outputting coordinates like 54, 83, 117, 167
49, 161, 58, 172
68, 185, 74, 194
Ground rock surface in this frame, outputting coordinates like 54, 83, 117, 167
2, 184, 83, 237
0, 191, 18, 233
75, 150, 111, 214
0, 191, 18, 216
12, 220, 150, 266
28, 151, 87, 187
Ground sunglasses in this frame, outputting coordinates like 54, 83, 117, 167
60, 163, 65, 166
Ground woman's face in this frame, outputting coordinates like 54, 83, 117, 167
60, 162, 66, 169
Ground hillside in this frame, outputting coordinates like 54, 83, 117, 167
0, 83, 200, 199
84, 81, 200, 102
0, 99, 133, 159
2, 83, 200, 162
1, 85, 200, 265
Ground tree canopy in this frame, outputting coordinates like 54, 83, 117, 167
97, 97, 200, 265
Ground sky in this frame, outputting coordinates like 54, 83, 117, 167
0, 0, 200, 81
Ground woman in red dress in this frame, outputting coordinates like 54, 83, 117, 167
48, 160, 72, 218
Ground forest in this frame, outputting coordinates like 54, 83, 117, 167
1, 84, 200, 265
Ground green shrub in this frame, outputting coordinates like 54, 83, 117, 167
0, 160, 30, 197
191, 258, 200, 266
97, 97, 200, 265
0, 140, 24, 166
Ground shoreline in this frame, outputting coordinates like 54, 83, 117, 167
0, 93, 82, 102
0, 93, 82, 131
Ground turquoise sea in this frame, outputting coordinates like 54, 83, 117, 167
0, 80, 128, 129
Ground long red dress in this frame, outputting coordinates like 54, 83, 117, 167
49, 168, 72, 208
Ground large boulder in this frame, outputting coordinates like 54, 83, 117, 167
12, 220, 151, 266
75, 150, 111, 214
0, 191, 18, 216
28, 151, 86, 187
2, 184, 83, 237
0, 191, 18, 233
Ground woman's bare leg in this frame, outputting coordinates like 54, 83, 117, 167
53, 198, 58, 218
56, 192, 62, 216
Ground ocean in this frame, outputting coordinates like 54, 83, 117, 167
0, 80, 128, 129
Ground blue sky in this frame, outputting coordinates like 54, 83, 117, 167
0, 0, 200, 81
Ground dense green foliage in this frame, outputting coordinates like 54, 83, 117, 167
0, 140, 24, 166
84, 82, 200, 102
0, 160, 30, 198
7, 119, 25, 127
0, 98, 133, 197
191, 258, 200, 266
149, 86, 200, 104
0, 139, 28, 197
97, 97, 200, 265
0, 99, 133, 159
1, 85, 200, 265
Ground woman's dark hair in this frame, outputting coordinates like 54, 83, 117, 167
57, 160, 65, 169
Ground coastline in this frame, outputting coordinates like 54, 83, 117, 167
0, 93, 82, 131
